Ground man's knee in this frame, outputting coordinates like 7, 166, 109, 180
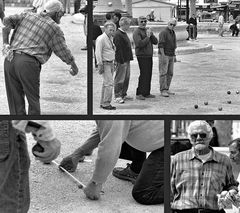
132, 188, 164, 205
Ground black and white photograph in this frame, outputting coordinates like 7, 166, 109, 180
0, 120, 164, 213
0, 0, 87, 115
171, 120, 240, 213
92, 0, 240, 114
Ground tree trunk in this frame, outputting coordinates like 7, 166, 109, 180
125, 0, 132, 17
214, 120, 233, 146
189, 0, 196, 17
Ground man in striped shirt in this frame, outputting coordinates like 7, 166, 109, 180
171, 120, 238, 213
2, 0, 79, 115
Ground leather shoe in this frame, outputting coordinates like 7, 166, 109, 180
145, 94, 155, 98
161, 91, 169, 97
136, 95, 145, 100
100, 105, 116, 110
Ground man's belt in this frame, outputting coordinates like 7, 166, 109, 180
103, 60, 114, 63
14, 51, 40, 64
172, 209, 225, 213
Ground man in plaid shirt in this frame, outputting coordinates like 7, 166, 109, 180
2, 0, 79, 115
171, 120, 239, 213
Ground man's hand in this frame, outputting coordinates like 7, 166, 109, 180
2, 43, 14, 61
146, 28, 152, 37
83, 180, 102, 200
70, 61, 79, 76
60, 155, 82, 173
33, 139, 61, 163
98, 64, 104, 74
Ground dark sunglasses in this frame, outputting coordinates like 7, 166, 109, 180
170, 23, 176, 27
140, 20, 147, 23
190, 133, 207, 139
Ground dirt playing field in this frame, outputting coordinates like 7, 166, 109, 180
27, 120, 164, 213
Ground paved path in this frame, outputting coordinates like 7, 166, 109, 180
93, 33, 240, 115
0, 7, 87, 114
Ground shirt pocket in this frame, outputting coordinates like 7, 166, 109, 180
210, 170, 225, 192
0, 122, 10, 161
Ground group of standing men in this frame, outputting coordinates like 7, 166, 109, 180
95, 14, 177, 110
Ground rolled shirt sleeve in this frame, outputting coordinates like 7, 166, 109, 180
91, 120, 130, 184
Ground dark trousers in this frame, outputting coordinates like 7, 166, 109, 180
4, 53, 41, 115
0, 121, 30, 213
132, 147, 164, 205
136, 56, 153, 97
74, 0, 81, 13
172, 209, 225, 213
119, 142, 146, 174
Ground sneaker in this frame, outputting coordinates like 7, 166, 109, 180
100, 105, 116, 110
161, 91, 169, 97
123, 95, 133, 101
112, 163, 138, 184
167, 90, 175, 95
136, 95, 145, 100
114, 97, 125, 104
145, 94, 155, 98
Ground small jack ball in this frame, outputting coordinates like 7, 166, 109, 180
237, 91, 239, 94
194, 104, 198, 109
227, 91, 231, 95
227, 101, 231, 104
204, 101, 208, 105
218, 107, 223, 111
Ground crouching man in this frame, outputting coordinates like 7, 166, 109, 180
61, 120, 164, 205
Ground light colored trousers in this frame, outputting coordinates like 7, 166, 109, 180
158, 55, 174, 92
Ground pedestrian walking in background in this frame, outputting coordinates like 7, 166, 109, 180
133, 16, 158, 100
95, 21, 116, 110
74, 0, 81, 14
188, 14, 197, 40
218, 12, 225, 37
2, 0, 79, 115
113, 11, 122, 29
230, 20, 239, 37
158, 18, 177, 97
113, 17, 133, 104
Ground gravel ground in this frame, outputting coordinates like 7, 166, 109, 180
93, 33, 240, 115
27, 121, 163, 213
0, 7, 87, 115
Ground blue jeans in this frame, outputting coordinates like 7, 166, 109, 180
114, 61, 130, 98
0, 121, 30, 213
100, 61, 114, 107
159, 55, 174, 92
132, 147, 164, 205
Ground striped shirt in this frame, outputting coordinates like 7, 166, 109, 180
95, 32, 115, 65
171, 147, 238, 210
3, 12, 74, 64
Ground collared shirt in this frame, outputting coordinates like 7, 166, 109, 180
92, 120, 164, 184
158, 27, 176, 56
171, 147, 238, 210
3, 12, 74, 65
95, 32, 115, 65
218, 15, 224, 24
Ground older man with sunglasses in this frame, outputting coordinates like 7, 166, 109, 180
158, 18, 177, 97
171, 120, 238, 213
133, 16, 158, 100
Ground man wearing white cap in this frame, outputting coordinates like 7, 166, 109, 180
171, 120, 238, 213
2, 0, 79, 115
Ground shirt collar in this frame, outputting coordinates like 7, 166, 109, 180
118, 28, 126, 33
189, 146, 219, 162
